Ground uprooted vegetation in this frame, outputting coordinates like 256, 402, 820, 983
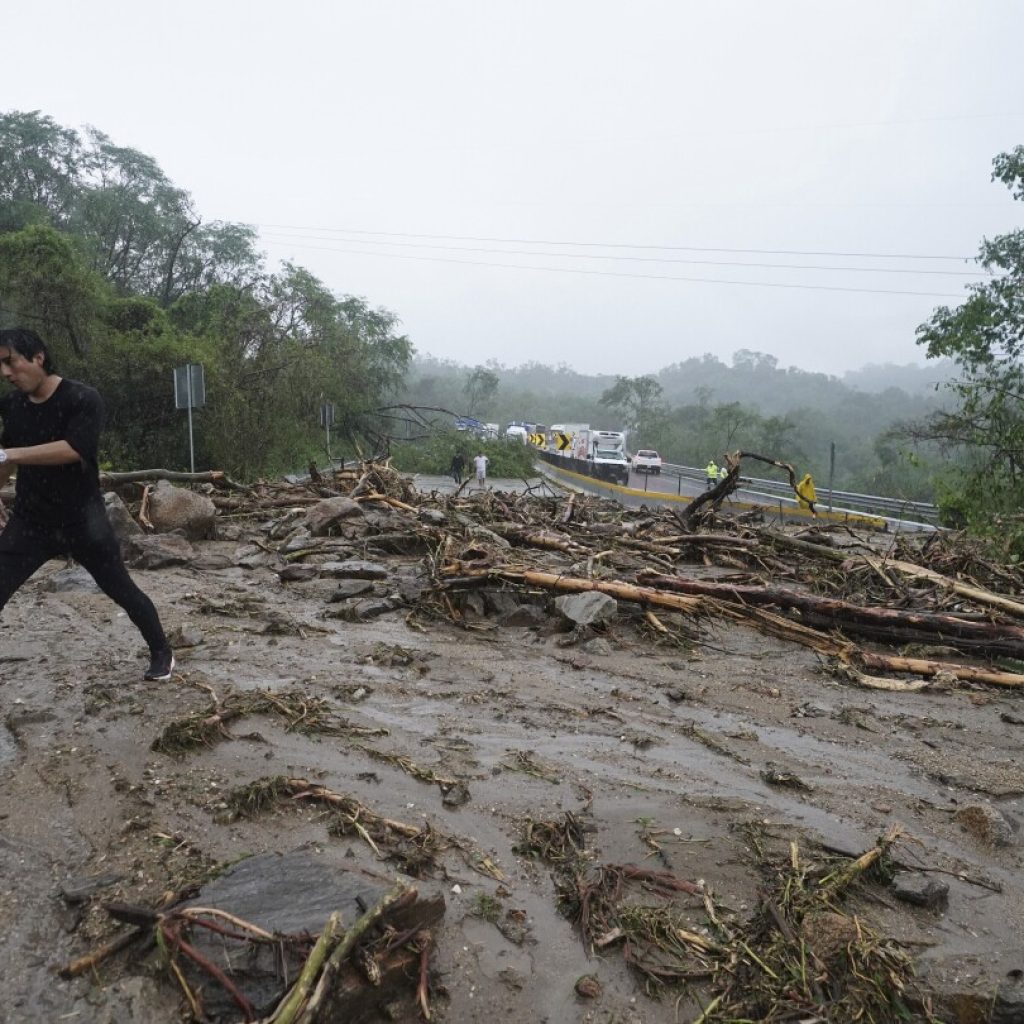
27, 460, 1024, 1021
519, 810, 938, 1022
170, 457, 1024, 694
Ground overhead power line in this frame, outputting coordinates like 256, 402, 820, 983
260, 230, 986, 277
258, 238, 967, 299
258, 224, 977, 262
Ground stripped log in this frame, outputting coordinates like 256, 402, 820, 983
761, 529, 1024, 621
99, 468, 249, 491
438, 565, 1024, 690
488, 525, 587, 554
636, 571, 1024, 658
439, 565, 703, 614
726, 604, 1024, 689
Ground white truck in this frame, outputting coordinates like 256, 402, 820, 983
575, 428, 630, 485
632, 449, 663, 475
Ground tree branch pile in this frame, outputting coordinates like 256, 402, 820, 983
132, 460, 1024, 694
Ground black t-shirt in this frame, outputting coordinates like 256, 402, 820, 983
0, 378, 104, 527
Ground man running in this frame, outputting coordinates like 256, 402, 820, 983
0, 328, 174, 680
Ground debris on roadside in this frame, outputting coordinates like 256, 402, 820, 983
59, 851, 443, 1023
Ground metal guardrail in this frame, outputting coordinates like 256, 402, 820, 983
658, 462, 940, 523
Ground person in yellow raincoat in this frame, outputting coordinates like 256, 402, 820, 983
796, 472, 817, 514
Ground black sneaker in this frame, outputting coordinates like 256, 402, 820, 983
144, 648, 175, 681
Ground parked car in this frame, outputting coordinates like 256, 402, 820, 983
632, 449, 662, 474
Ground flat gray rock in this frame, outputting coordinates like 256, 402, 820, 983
328, 579, 375, 600
125, 533, 195, 569
555, 590, 618, 626
891, 871, 949, 910
320, 559, 389, 580
277, 564, 320, 582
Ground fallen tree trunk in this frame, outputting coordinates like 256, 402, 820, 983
760, 529, 1024, 620
437, 564, 1024, 690
99, 468, 249, 491
439, 565, 703, 615
721, 604, 1024, 689
636, 571, 1024, 658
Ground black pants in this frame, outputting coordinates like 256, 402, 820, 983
0, 504, 167, 654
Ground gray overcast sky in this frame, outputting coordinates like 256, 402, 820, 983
5, 0, 1024, 375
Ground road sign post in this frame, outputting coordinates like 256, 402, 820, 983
173, 363, 206, 473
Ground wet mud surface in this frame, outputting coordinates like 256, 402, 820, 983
2, 538, 1024, 1022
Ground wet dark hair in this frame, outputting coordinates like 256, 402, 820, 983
0, 327, 56, 374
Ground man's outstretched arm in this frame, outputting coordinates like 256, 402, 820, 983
3, 441, 82, 466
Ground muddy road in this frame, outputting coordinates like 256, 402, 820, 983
1, 493, 1023, 1023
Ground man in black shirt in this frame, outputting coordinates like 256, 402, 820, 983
0, 328, 174, 681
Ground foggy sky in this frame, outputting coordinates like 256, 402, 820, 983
5, 0, 1024, 376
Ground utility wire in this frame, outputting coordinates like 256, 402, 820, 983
258, 224, 977, 262
258, 239, 967, 299
260, 230, 986, 277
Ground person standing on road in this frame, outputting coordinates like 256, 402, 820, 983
795, 472, 817, 516
0, 328, 175, 681
473, 451, 489, 489
450, 451, 465, 485
705, 459, 719, 489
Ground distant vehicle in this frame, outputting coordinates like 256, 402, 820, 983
483, 423, 500, 439
505, 425, 529, 443
632, 449, 662, 475
455, 416, 485, 433
574, 428, 630, 485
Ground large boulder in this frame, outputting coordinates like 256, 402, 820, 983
304, 497, 364, 536
148, 480, 216, 540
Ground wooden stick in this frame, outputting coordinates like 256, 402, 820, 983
59, 927, 149, 978
353, 492, 419, 512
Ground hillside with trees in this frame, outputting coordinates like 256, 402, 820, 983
6, 110, 1019, 544
0, 110, 412, 478
398, 352, 952, 500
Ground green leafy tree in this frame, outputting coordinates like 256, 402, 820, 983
0, 110, 81, 230
463, 365, 499, 416
599, 374, 663, 442
0, 224, 104, 355
913, 145, 1024, 548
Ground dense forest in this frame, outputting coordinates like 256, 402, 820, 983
0, 110, 412, 478
2, 111, 1022, 548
